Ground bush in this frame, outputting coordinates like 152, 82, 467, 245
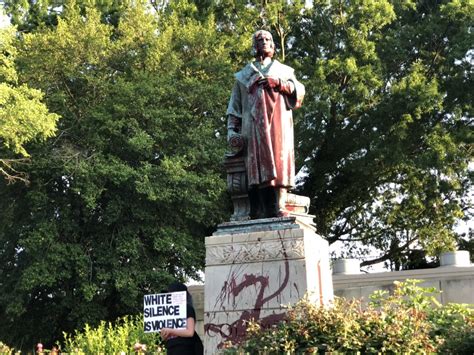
224, 280, 474, 354
0, 341, 19, 354
63, 315, 165, 354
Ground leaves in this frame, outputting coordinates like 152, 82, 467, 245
0, 2, 229, 349
0, 26, 59, 182
0, 0, 472, 349
63, 315, 164, 354
292, 0, 472, 266
227, 280, 474, 354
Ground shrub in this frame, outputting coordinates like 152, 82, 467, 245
63, 315, 165, 354
0, 341, 19, 354
224, 280, 474, 354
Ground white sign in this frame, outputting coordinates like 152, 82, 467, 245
143, 291, 187, 333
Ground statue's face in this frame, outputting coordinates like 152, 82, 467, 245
255, 31, 274, 58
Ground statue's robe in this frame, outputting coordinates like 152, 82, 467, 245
227, 60, 305, 188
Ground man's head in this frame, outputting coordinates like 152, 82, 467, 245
252, 30, 275, 59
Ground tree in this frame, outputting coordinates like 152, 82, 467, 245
291, 0, 473, 268
207, 0, 472, 268
458, 228, 474, 263
0, 0, 472, 349
2, 0, 133, 31
0, 25, 59, 182
0, 1, 231, 349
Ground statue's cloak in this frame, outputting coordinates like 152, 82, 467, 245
227, 60, 304, 188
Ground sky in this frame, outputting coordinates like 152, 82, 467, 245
0, 5, 9, 28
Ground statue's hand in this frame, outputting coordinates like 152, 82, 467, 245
258, 76, 281, 90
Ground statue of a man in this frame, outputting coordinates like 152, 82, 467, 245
227, 30, 305, 218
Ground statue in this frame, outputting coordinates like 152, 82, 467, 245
226, 30, 305, 219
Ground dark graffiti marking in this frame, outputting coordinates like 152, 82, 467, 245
205, 230, 291, 348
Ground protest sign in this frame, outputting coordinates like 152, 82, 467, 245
143, 291, 187, 333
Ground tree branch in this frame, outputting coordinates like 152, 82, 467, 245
0, 158, 30, 184
360, 237, 418, 266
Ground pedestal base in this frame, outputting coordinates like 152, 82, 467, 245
204, 217, 333, 353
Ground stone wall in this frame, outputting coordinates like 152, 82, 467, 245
333, 266, 474, 305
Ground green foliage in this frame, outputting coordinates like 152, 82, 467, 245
225, 280, 474, 354
3, 0, 61, 31
63, 315, 164, 354
0, 0, 472, 350
2, 0, 135, 31
0, 80, 58, 157
291, 0, 473, 267
459, 230, 474, 263
0, 26, 59, 181
0, 1, 229, 350
260, 1, 304, 61
0, 341, 19, 354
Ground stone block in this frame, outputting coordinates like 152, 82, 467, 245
204, 218, 333, 354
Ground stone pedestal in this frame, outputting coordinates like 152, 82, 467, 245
204, 217, 333, 354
